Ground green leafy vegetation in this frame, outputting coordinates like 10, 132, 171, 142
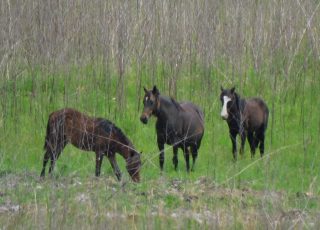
1, 0, 320, 228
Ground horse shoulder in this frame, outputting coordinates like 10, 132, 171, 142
177, 103, 203, 134
180, 103, 204, 122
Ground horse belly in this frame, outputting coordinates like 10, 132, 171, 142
163, 132, 176, 145
246, 111, 264, 131
245, 98, 268, 130
165, 136, 176, 145
157, 128, 177, 146
165, 131, 196, 147
70, 132, 96, 151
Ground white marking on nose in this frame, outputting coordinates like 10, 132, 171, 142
221, 96, 231, 119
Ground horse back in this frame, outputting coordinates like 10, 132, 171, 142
243, 98, 269, 130
180, 102, 204, 122
155, 101, 204, 146
179, 102, 205, 140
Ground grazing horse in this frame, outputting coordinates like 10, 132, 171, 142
40, 108, 141, 182
140, 86, 204, 172
220, 87, 269, 160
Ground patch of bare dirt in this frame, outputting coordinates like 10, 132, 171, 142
0, 202, 20, 214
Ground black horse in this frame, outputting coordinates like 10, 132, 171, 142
140, 86, 204, 172
220, 87, 269, 160
40, 108, 141, 182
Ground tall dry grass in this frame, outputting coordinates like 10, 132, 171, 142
1, 0, 319, 80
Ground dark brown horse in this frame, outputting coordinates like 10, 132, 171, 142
40, 108, 141, 182
220, 87, 269, 160
140, 86, 204, 172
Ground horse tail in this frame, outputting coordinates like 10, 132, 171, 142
264, 103, 269, 130
43, 117, 52, 150
195, 106, 205, 124
198, 108, 205, 121
44, 113, 59, 151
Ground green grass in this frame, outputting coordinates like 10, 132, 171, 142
0, 64, 320, 228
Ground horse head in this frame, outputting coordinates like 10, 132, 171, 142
140, 85, 160, 124
220, 86, 238, 120
126, 150, 141, 182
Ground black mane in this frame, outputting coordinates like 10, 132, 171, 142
233, 92, 246, 113
98, 119, 134, 148
170, 97, 183, 111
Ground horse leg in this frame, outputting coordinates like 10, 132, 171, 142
247, 131, 256, 158
48, 150, 62, 175
48, 139, 66, 175
190, 145, 198, 172
108, 154, 122, 181
230, 131, 238, 161
183, 146, 190, 172
257, 129, 266, 157
40, 151, 50, 177
48, 151, 57, 175
172, 146, 178, 171
239, 130, 247, 156
157, 140, 165, 171
95, 152, 104, 177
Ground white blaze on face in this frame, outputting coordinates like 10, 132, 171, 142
221, 96, 231, 119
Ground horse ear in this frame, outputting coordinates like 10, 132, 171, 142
220, 86, 224, 91
143, 87, 148, 94
230, 87, 236, 94
152, 85, 160, 96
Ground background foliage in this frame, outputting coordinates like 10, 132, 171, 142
0, 0, 320, 228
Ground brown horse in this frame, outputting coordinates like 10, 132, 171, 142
140, 86, 204, 172
40, 108, 141, 182
220, 87, 269, 160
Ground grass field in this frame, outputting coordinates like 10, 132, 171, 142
1, 0, 320, 228
0, 64, 319, 229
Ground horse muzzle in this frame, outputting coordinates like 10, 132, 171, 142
140, 115, 149, 124
127, 165, 141, 183
221, 115, 228, 120
220, 111, 229, 120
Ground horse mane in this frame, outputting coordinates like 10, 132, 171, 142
234, 92, 246, 112
113, 125, 134, 148
232, 92, 241, 112
170, 97, 183, 111
99, 119, 134, 148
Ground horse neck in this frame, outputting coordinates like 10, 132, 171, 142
113, 129, 136, 160
228, 93, 243, 122
118, 144, 138, 162
156, 96, 180, 122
